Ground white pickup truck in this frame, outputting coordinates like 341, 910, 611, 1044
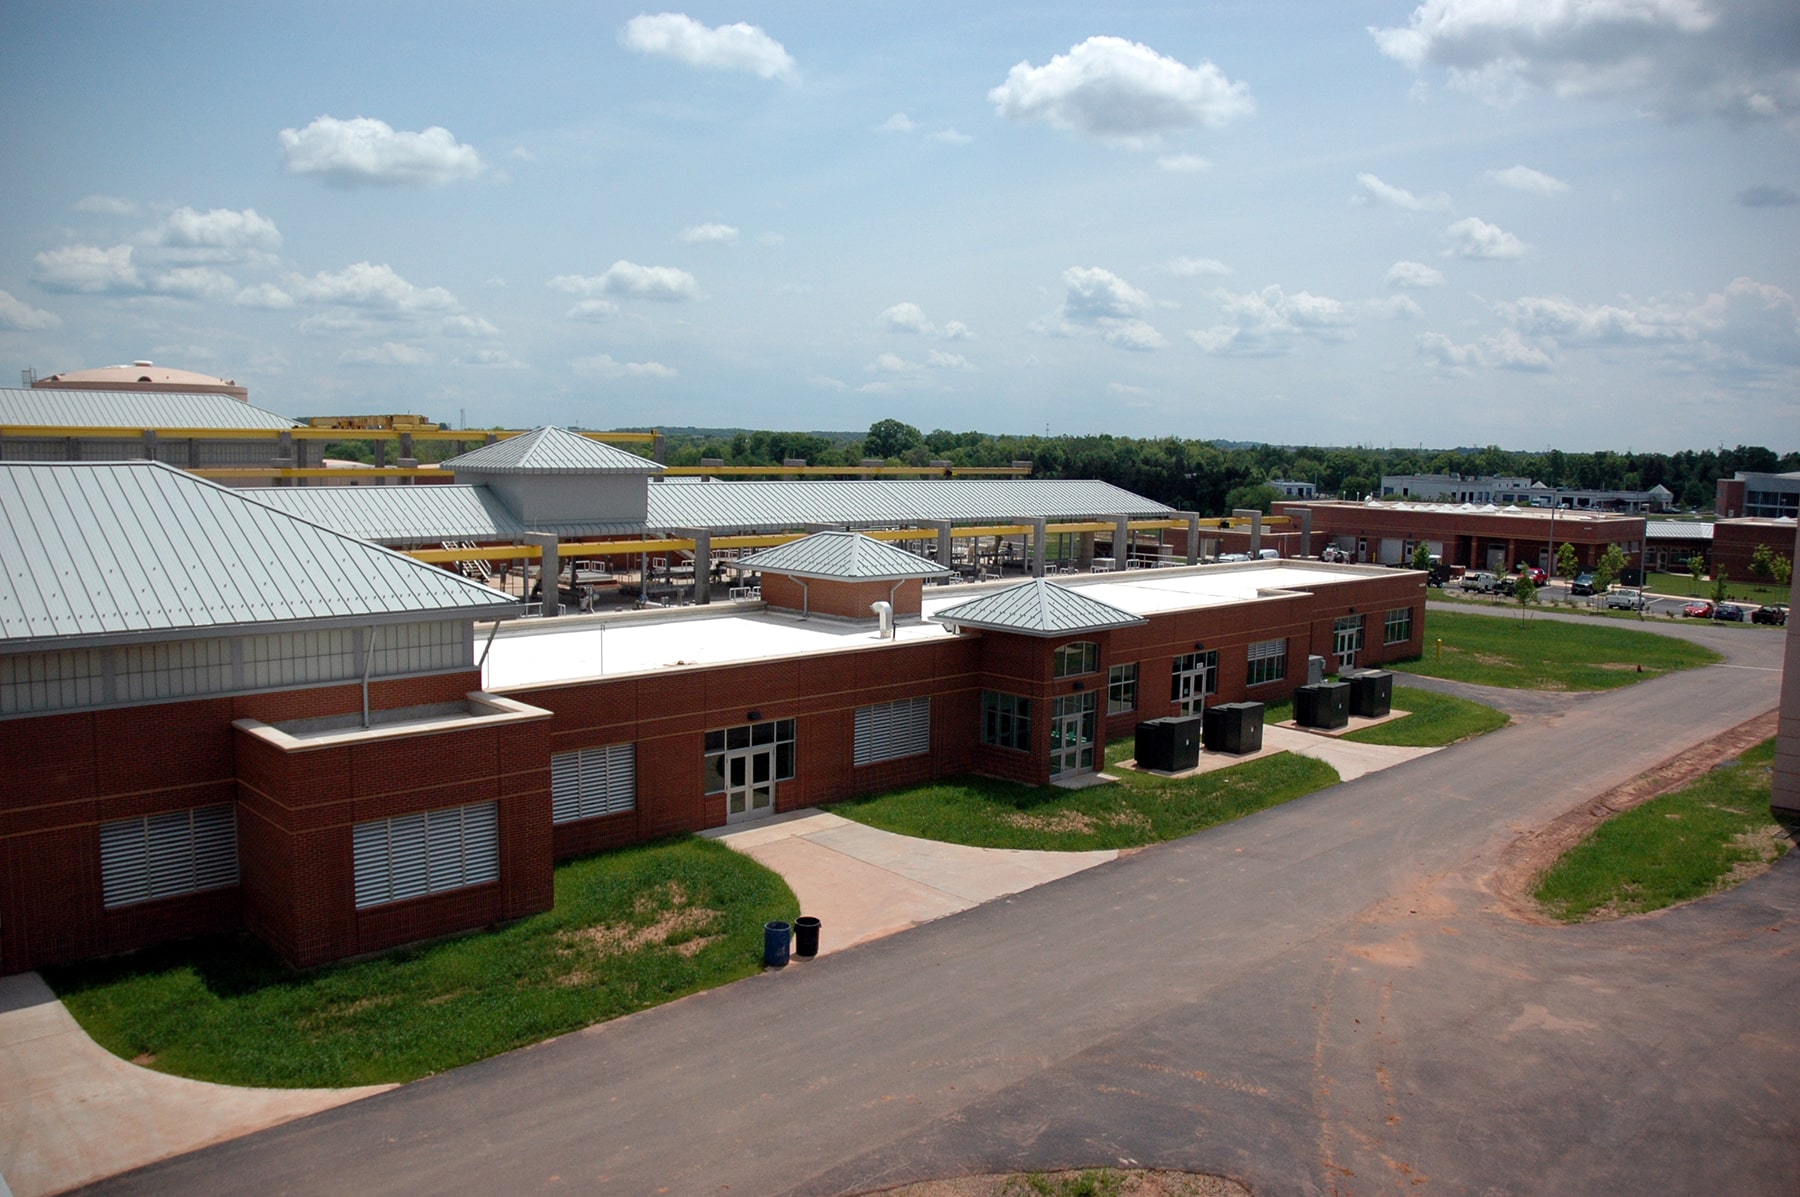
1460, 571, 1500, 594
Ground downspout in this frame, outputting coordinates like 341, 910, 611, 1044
798, 578, 810, 620
361, 624, 379, 729
475, 619, 501, 686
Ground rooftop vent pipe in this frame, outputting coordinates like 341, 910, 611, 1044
872, 600, 894, 639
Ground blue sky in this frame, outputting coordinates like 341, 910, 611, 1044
1, 1, 1795, 452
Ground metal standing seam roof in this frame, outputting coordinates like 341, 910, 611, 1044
442, 426, 663, 475
931, 578, 1147, 637
735, 531, 951, 581
0, 461, 518, 647
1646, 521, 1714, 542
247, 484, 534, 544
644, 478, 1175, 530
0, 388, 298, 430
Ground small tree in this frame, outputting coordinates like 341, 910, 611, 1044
1593, 543, 1628, 592
1514, 575, 1537, 612
1411, 543, 1433, 572
1687, 553, 1708, 579
1555, 542, 1579, 579
1775, 554, 1793, 586
1711, 569, 1730, 605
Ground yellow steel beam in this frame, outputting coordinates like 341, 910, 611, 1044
408, 544, 544, 564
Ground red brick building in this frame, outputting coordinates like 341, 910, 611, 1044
2, 465, 1424, 977
1710, 518, 1798, 585
1273, 499, 1644, 573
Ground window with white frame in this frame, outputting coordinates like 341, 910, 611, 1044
99, 805, 239, 908
1384, 608, 1413, 645
551, 743, 636, 823
703, 719, 797, 794
1333, 614, 1366, 667
1246, 638, 1287, 686
1107, 662, 1138, 714
853, 697, 931, 766
1170, 650, 1217, 715
352, 801, 499, 909
1052, 641, 1099, 679
981, 691, 1032, 751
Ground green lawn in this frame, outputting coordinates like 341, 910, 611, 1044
1645, 571, 1789, 605
1258, 684, 1505, 747
44, 837, 796, 1088
1535, 739, 1792, 921
835, 743, 1339, 851
1393, 609, 1720, 690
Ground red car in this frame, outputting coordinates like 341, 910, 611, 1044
1682, 600, 1713, 618
1516, 566, 1547, 585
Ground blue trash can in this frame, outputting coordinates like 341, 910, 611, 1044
763, 920, 791, 967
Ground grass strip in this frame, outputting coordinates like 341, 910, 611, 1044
44, 837, 796, 1088
1341, 685, 1509, 746
835, 743, 1338, 852
1393, 609, 1719, 690
1534, 739, 1792, 922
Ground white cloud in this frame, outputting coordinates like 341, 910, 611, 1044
452, 348, 529, 369
573, 353, 678, 379
866, 352, 914, 375
74, 195, 137, 216
565, 299, 620, 321
619, 13, 795, 81
927, 349, 975, 369
880, 302, 934, 334
1055, 266, 1168, 351
1386, 260, 1447, 288
1165, 256, 1233, 277
151, 266, 239, 301
1493, 277, 1800, 369
1190, 284, 1354, 356
1417, 331, 1481, 371
1355, 172, 1450, 210
0, 288, 60, 331
442, 314, 501, 337
941, 321, 974, 341
927, 128, 973, 145
291, 262, 459, 314
1484, 327, 1554, 371
1486, 164, 1570, 196
234, 283, 294, 310
679, 222, 739, 245
280, 115, 485, 187
341, 341, 433, 367
1370, 0, 1797, 127
550, 261, 700, 302
1416, 328, 1551, 372
1108, 382, 1151, 396
989, 35, 1254, 147
1442, 216, 1528, 259
150, 207, 282, 251
298, 311, 379, 337
33, 244, 143, 293
864, 349, 975, 376
877, 113, 917, 133
1366, 294, 1426, 319
1157, 153, 1212, 173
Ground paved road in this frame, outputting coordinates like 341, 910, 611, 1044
83, 618, 1793, 1197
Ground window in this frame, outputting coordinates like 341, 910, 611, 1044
981, 691, 1032, 751
1333, 614, 1366, 668
1052, 641, 1099, 678
1170, 650, 1217, 715
1384, 608, 1413, 645
1246, 638, 1287, 686
99, 805, 238, 908
551, 743, 636, 823
703, 718, 797, 794
352, 801, 498, 909
1107, 663, 1138, 714
854, 698, 931, 766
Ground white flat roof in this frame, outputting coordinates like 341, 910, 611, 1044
480, 560, 1398, 691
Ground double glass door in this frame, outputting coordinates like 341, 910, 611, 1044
1050, 692, 1098, 779
724, 747, 776, 823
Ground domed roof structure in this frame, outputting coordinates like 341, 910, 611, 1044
33, 361, 247, 401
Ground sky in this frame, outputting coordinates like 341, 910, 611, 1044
0, 1, 1796, 453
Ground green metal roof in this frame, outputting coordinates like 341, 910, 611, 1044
931, 578, 1146, 637
0, 461, 518, 648
735, 531, 950, 581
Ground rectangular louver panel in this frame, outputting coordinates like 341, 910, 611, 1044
352, 801, 499, 909
352, 820, 390, 909
550, 744, 637, 823
853, 697, 930, 766
99, 805, 239, 908
461, 802, 499, 885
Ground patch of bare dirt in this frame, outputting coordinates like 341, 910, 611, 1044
1490, 710, 1781, 925
863, 1169, 1251, 1197
556, 881, 724, 959
1002, 809, 1098, 835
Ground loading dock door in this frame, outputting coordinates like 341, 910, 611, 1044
1377, 538, 1405, 565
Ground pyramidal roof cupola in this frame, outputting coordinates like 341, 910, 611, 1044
442, 426, 661, 526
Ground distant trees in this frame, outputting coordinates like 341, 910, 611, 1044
1224, 483, 1282, 515
864, 418, 922, 460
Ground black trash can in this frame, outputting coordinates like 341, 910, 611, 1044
763, 920, 791, 968
794, 916, 822, 958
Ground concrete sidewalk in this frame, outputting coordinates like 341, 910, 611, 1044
0, 973, 390, 1197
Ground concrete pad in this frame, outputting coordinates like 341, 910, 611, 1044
709, 810, 1117, 956
1261, 723, 1438, 782
0, 973, 392, 1197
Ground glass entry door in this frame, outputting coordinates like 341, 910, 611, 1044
725, 747, 776, 823
1050, 692, 1098, 779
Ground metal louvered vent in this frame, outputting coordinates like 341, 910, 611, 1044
352, 801, 499, 909
853, 697, 931, 767
99, 805, 238, 908
549, 744, 637, 824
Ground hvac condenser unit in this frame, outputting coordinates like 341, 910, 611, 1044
1347, 670, 1393, 719
1203, 702, 1264, 755
1135, 715, 1202, 772
1295, 681, 1349, 730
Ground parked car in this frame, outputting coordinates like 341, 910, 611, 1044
1713, 603, 1747, 622
1460, 571, 1500, 594
1683, 600, 1714, 618
1752, 603, 1788, 626
1516, 566, 1547, 585
1605, 589, 1648, 610
1570, 573, 1597, 596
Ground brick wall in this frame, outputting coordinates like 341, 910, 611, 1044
759, 575, 926, 621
